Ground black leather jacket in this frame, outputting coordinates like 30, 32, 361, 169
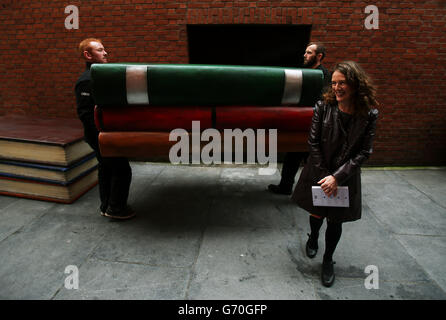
292, 100, 379, 222
311, 100, 379, 184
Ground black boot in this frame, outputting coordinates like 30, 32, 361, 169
321, 259, 336, 287
305, 233, 318, 258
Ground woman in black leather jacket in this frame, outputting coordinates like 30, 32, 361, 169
292, 61, 379, 287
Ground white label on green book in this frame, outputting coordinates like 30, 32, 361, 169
281, 69, 302, 105
126, 66, 149, 104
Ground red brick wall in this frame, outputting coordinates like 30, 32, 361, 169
1, 0, 445, 165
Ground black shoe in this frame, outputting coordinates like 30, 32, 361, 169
305, 233, 318, 258
104, 206, 136, 221
321, 260, 336, 287
267, 184, 292, 195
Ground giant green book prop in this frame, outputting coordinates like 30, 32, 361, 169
91, 64, 323, 107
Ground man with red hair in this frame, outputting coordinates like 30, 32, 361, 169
75, 38, 134, 220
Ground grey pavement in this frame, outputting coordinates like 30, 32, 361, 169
0, 163, 445, 300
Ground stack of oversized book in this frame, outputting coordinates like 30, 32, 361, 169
91, 64, 323, 158
0, 116, 98, 203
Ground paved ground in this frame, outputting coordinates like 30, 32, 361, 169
0, 163, 445, 300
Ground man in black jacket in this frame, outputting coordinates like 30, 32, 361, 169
75, 38, 134, 220
268, 42, 331, 195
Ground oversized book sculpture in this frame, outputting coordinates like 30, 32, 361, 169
0, 153, 97, 184
0, 168, 98, 204
0, 116, 94, 166
91, 64, 324, 159
0, 116, 98, 203
91, 64, 323, 107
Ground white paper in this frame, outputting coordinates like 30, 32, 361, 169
312, 186, 349, 207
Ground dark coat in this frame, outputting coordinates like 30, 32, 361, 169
291, 100, 379, 223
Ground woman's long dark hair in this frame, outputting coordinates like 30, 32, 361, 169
323, 61, 378, 116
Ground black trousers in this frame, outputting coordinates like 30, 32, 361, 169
279, 152, 308, 189
82, 117, 132, 213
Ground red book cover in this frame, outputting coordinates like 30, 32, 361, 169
95, 106, 313, 132
0, 116, 93, 166
215, 106, 313, 131
98, 131, 309, 158
95, 106, 212, 132
0, 116, 84, 146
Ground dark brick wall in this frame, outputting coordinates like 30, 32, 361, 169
1, 0, 445, 165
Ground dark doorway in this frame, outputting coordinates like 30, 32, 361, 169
187, 24, 312, 68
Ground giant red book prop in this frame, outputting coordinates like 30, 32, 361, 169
92, 64, 321, 158
96, 106, 313, 132
98, 131, 309, 158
